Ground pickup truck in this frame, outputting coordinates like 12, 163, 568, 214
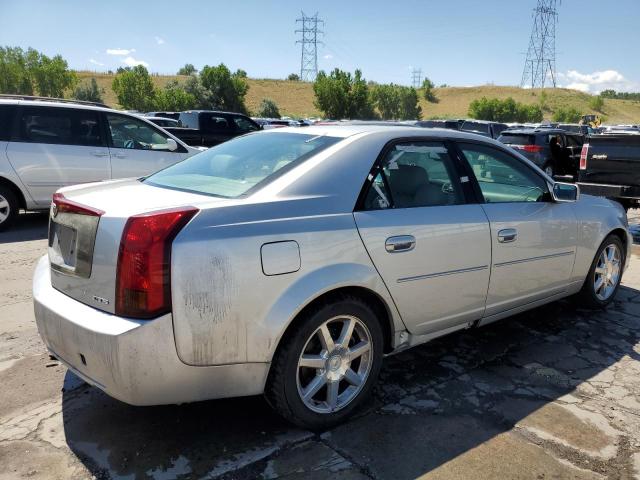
577, 134, 640, 210
164, 110, 261, 147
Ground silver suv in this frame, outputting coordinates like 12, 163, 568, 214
0, 96, 200, 231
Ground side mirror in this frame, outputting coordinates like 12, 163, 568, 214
552, 182, 579, 202
166, 138, 178, 152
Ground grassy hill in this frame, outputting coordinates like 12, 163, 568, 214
76, 71, 640, 123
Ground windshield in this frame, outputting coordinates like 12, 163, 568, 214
144, 132, 341, 198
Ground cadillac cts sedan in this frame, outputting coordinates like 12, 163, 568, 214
34, 125, 630, 429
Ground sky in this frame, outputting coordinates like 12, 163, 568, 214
1, 0, 639, 93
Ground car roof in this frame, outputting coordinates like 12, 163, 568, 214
182, 110, 247, 116
0, 97, 116, 113
501, 128, 565, 135
261, 124, 510, 144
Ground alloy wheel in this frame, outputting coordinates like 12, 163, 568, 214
0, 194, 10, 225
594, 244, 621, 301
296, 315, 373, 414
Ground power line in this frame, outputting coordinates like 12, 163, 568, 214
295, 11, 324, 81
411, 68, 422, 88
521, 0, 559, 88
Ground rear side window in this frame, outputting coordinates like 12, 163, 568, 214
0, 105, 16, 141
201, 115, 231, 132
498, 134, 535, 146
461, 121, 490, 135
362, 142, 464, 210
18, 107, 104, 146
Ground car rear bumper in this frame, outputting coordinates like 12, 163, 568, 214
577, 182, 640, 201
33, 255, 269, 406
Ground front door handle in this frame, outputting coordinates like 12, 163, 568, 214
112, 152, 127, 159
91, 150, 109, 157
498, 228, 518, 243
385, 235, 416, 253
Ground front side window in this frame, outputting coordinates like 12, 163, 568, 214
234, 116, 259, 133
459, 143, 548, 203
144, 132, 341, 198
107, 114, 170, 150
201, 115, 230, 132
363, 142, 464, 210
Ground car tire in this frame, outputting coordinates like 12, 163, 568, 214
576, 234, 625, 308
0, 185, 19, 232
265, 295, 384, 431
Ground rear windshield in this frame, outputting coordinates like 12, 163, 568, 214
461, 121, 489, 134
497, 134, 536, 145
144, 132, 341, 198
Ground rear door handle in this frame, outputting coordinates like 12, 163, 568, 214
385, 235, 416, 253
91, 150, 109, 157
112, 152, 126, 159
498, 228, 517, 243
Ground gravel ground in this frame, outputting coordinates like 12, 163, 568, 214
1, 211, 640, 480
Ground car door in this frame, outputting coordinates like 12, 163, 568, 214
456, 142, 578, 317
5, 106, 109, 206
353, 140, 491, 336
105, 113, 189, 179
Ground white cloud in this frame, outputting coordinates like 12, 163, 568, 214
558, 69, 640, 94
122, 56, 149, 68
323, 54, 333, 60
106, 48, 136, 56
89, 58, 104, 66
154, 36, 165, 45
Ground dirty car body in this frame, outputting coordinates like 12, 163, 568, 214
33, 125, 631, 428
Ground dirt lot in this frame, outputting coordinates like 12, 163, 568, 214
2, 212, 640, 480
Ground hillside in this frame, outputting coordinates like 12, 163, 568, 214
76, 71, 640, 123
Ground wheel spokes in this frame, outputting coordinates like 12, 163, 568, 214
302, 375, 326, 401
326, 380, 339, 409
337, 317, 355, 348
318, 324, 335, 351
594, 275, 605, 293
349, 340, 370, 360
344, 368, 362, 386
299, 354, 325, 369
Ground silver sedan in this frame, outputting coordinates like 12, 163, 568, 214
33, 125, 631, 429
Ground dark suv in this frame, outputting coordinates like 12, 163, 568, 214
497, 128, 584, 178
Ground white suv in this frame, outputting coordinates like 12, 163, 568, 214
0, 97, 201, 231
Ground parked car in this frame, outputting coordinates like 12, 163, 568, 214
34, 125, 630, 429
557, 123, 593, 135
459, 119, 509, 139
145, 111, 181, 121
497, 128, 584, 177
164, 110, 261, 147
145, 116, 180, 128
0, 97, 200, 231
415, 119, 462, 130
578, 134, 640, 210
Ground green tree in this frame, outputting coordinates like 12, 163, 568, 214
154, 80, 197, 111
287, 73, 300, 81
422, 77, 437, 103
589, 95, 605, 112
398, 86, 422, 120
72, 78, 104, 103
256, 98, 281, 118
538, 90, 549, 111
112, 65, 157, 111
373, 83, 400, 119
552, 107, 582, 123
468, 96, 542, 123
234, 69, 247, 78
199, 63, 249, 113
313, 68, 376, 119
0, 46, 76, 97
177, 63, 197, 76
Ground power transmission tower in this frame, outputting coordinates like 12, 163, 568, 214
295, 12, 324, 81
411, 68, 422, 88
521, 0, 559, 88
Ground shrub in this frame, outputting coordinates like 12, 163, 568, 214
256, 98, 281, 118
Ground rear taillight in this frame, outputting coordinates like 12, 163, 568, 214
513, 144, 543, 153
579, 144, 590, 170
115, 207, 198, 319
52, 193, 105, 217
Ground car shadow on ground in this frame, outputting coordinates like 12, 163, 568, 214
0, 211, 48, 244
60, 288, 640, 479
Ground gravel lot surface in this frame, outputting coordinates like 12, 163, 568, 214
1, 211, 640, 479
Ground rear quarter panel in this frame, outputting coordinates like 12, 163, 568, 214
170, 200, 403, 366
